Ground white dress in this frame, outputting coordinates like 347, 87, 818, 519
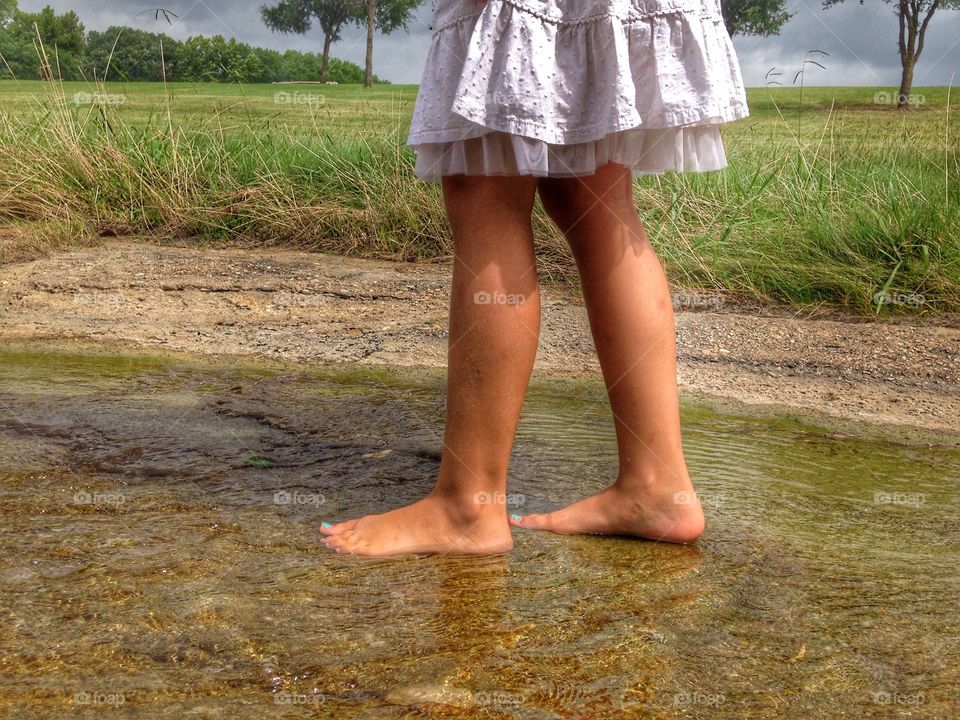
406, 0, 749, 182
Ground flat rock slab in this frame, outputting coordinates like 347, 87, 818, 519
1, 239, 958, 438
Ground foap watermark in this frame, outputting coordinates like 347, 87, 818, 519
873, 91, 925, 107
674, 690, 726, 706
871, 690, 924, 706
473, 683, 618, 712
270, 290, 324, 308
274, 91, 325, 107
486, 89, 534, 108
73, 490, 125, 507
474, 490, 526, 507
673, 489, 725, 510
474, 690, 524, 709
74, 91, 126, 106
672, 291, 723, 311
274, 490, 325, 507
273, 690, 326, 705
474, 291, 526, 306
73, 291, 127, 307
872, 290, 924, 308
874, 491, 925, 508
74, 690, 125, 707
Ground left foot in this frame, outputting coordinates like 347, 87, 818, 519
320, 493, 513, 557
509, 483, 704, 544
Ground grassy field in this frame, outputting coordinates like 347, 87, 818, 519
0, 79, 957, 313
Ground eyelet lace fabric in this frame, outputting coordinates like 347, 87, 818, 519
406, 0, 749, 181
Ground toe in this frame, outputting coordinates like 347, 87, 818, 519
331, 530, 370, 556
322, 530, 353, 552
320, 536, 338, 552
320, 519, 359, 535
513, 512, 552, 531
319, 523, 381, 556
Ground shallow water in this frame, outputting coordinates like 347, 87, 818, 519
0, 345, 957, 719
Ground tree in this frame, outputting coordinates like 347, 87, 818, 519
0, 0, 16, 27
823, 0, 960, 109
0, 3, 91, 79
722, 0, 793, 36
0, 0, 24, 78
87, 27, 182, 81
0, 3, 32, 78
261, 0, 422, 87
261, 0, 359, 82
174, 34, 266, 83
219, 36, 267, 82
359, 0, 421, 87
328, 56, 369, 83
0, 3, 375, 84
175, 35, 214, 81
20, 5, 86, 79
34, 6, 84, 54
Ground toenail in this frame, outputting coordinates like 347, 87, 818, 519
511, 514, 521, 521
321, 522, 332, 528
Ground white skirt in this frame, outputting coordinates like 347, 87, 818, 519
406, 0, 750, 182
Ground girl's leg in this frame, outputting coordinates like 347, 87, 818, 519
511, 162, 704, 544
322, 172, 542, 556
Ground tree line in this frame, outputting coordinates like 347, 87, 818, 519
0, 1, 385, 83
2, 0, 954, 104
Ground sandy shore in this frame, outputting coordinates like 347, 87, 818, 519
1, 239, 958, 442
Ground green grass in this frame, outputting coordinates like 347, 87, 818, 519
0, 78, 958, 314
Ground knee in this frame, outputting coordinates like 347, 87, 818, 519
536, 180, 584, 232
537, 172, 636, 236
443, 174, 539, 222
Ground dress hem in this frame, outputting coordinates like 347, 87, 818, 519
406, 101, 750, 146
409, 123, 731, 183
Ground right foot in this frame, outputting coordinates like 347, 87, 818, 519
510, 483, 704, 544
320, 493, 513, 557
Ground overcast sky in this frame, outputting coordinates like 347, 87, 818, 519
18, 0, 960, 87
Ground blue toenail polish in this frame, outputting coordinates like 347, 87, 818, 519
321, 522, 332, 528
511, 514, 521, 521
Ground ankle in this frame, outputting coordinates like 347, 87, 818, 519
614, 466, 693, 495
428, 485, 509, 523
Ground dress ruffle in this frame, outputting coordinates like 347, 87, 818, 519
406, 0, 749, 182
412, 124, 728, 181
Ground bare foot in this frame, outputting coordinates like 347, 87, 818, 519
509, 483, 705, 544
320, 493, 513, 557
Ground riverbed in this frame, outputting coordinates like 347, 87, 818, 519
1, 345, 957, 718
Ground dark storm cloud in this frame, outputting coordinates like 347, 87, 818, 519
16, 0, 960, 85
736, 0, 960, 87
